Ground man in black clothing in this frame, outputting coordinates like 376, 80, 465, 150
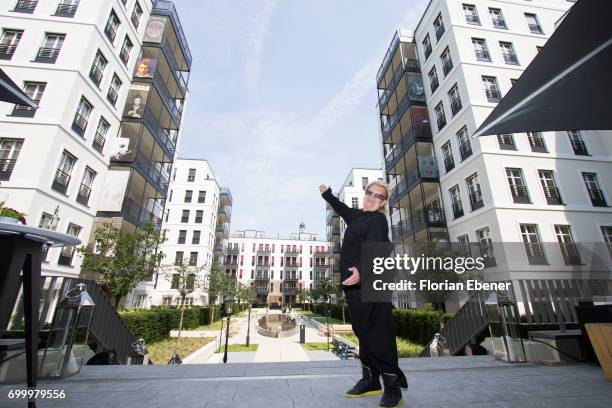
320, 182, 407, 408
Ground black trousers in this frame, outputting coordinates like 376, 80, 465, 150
344, 288, 407, 382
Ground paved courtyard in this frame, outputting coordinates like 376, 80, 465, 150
1, 356, 610, 407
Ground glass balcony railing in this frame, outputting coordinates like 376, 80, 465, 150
122, 197, 162, 230
385, 126, 433, 173
152, 0, 192, 68
132, 152, 170, 194
143, 108, 177, 157
381, 93, 427, 142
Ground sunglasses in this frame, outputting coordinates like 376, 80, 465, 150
365, 189, 387, 201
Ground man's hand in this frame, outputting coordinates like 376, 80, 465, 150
319, 184, 329, 194
342, 266, 360, 286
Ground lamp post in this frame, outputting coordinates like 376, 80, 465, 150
326, 298, 331, 351
223, 295, 234, 363
246, 306, 251, 347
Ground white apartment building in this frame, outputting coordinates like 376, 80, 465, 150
413, 0, 612, 278
126, 158, 222, 308
227, 224, 331, 306
0, 0, 151, 277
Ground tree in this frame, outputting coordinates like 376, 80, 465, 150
79, 221, 164, 308
159, 258, 205, 343
329, 278, 347, 324
206, 268, 230, 323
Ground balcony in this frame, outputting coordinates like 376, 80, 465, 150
543, 185, 563, 205
92, 131, 105, 154
34, 47, 60, 63
459, 141, 472, 161
55, 1, 78, 17
435, 24, 445, 41
0, 159, 16, 181
89, 65, 103, 87
283, 286, 297, 294
151, 0, 193, 68
442, 59, 453, 76
524, 242, 547, 265
255, 286, 269, 294
76, 183, 91, 206
254, 275, 270, 282
51, 169, 70, 195
284, 262, 299, 269
510, 184, 530, 204
502, 53, 519, 65
225, 260, 238, 267
385, 126, 433, 171
104, 22, 117, 44
284, 249, 301, 255
560, 243, 581, 265
215, 222, 230, 235
491, 17, 506, 29
587, 188, 607, 207
570, 139, 589, 155
380, 88, 427, 142
256, 248, 272, 254
71, 113, 88, 136
151, 69, 183, 124
475, 49, 490, 62
390, 164, 439, 206
226, 246, 239, 254
391, 208, 446, 241
0, 44, 17, 60
444, 155, 455, 173
469, 189, 484, 211
284, 274, 298, 282
122, 197, 162, 230
11, 104, 37, 118
13, 0, 37, 13
452, 200, 464, 219
314, 264, 328, 271
450, 97, 462, 116
214, 243, 225, 252
143, 108, 177, 158
132, 153, 170, 194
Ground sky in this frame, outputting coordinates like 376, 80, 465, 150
173, 0, 429, 238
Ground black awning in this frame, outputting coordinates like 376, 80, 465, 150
474, 0, 612, 137
0, 68, 37, 109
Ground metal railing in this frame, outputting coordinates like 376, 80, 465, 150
587, 188, 607, 207
442, 59, 453, 76
14, 0, 37, 13
55, 1, 78, 16
107, 87, 119, 106
0, 158, 16, 181
122, 197, 162, 230
72, 112, 88, 136
424, 43, 432, 60
570, 139, 588, 155
486, 89, 501, 103
119, 44, 131, 65
491, 17, 506, 28
430, 75, 439, 92
465, 14, 479, 24
133, 153, 169, 193
474, 49, 490, 61
436, 112, 447, 130
0, 44, 17, 59
444, 154, 455, 172
142, 108, 177, 157
35, 47, 60, 63
89, 64, 104, 86
93, 131, 105, 154
510, 184, 530, 203
435, 24, 445, 40
469, 189, 484, 210
104, 22, 117, 43
559, 243, 581, 265
76, 183, 91, 206
524, 242, 547, 265
542, 185, 562, 205
502, 53, 519, 65
459, 141, 472, 160
528, 23, 543, 34
452, 200, 464, 219
450, 97, 462, 116
52, 169, 70, 194
152, 0, 193, 67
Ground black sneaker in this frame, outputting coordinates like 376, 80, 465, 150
379, 373, 403, 408
345, 365, 382, 398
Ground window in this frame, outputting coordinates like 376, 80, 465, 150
489, 8, 506, 29
472, 38, 490, 61
428, 67, 439, 92
120, 36, 133, 66
506, 168, 530, 203
107, 74, 121, 107
457, 126, 472, 160
188, 168, 196, 182
181, 210, 189, 223
72, 97, 92, 136
198, 190, 206, 203
55, 0, 79, 17
466, 173, 483, 210
497, 133, 515, 150
422, 34, 432, 60
131, 2, 143, 28
176, 230, 186, 244
555, 225, 581, 265
11, 81, 45, 117
499, 41, 518, 65
170, 274, 180, 289
52, 150, 76, 194
567, 130, 588, 155
538, 170, 563, 205
351, 197, 359, 208
174, 251, 184, 265
184, 190, 193, 203
93, 117, 109, 154
527, 132, 546, 153
476, 227, 495, 266
435, 101, 446, 130
195, 210, 203, 223
463, 4, 480, 25
482, 76, 501, 102
189, 252, 198, 266
192, 230, 201, 245
582, 172, 607, 207
442, 141, 454, 172
361, 177, 368, 190
601, 227, 612, 257
58, 223, 81, 266
36, 33, 64, 63
0, 138, 23, 181
510, 78, 518, 87
13, 0, 38, 13
520, 224, 547, 265
89, 50, 107, 87
450, 185, 463, 219
0, 29, 23, 60
105, 10, 120, 44
76, 166, 95, 206
441, 47, 453, 76
525, 13, 543, 34
448, 83, 462, 116
433, 13, 445, 40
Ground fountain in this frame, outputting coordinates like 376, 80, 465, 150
256, 311, 299, 338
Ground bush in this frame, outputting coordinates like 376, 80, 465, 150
121, 306, 210, 343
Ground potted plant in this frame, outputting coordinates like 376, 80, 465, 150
0, 207, 27, 224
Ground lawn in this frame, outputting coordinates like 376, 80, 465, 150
195, 318, 238, 331
147, 337, 214, 364
224, 343, 258, 352
302, 342, 333, 351
301, 310, 347, 325
337, 333, 424, 358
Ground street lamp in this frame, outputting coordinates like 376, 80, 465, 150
326, 298, 331, 351
246, 306, 252, 347
223, 295, 235, 363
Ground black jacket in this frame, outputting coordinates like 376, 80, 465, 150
322, 187, 390, 289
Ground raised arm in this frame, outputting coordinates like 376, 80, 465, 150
319, 184, 361, 224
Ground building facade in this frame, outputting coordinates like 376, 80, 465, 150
126, 158, 232, 308
228, 224, 331, 305
0, 0, 152, 277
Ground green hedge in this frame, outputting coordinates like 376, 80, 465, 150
307, 303, 452, 346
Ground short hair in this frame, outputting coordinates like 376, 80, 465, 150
366, 180, 391, 214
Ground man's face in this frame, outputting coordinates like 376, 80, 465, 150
363, 184, 387, 212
